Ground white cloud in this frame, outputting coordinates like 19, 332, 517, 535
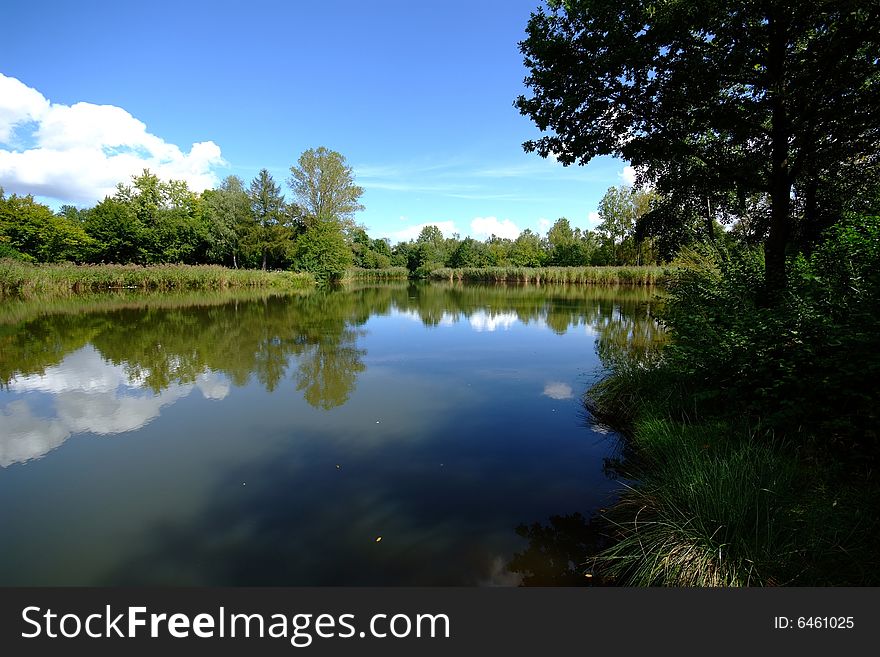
587, 211, 601, 228
470, 216, 520, 240
469, 310, 518, 332
537, 217, 551, 234
0, 74, 50, 143
3, 347, 230, 465
542, 382, 574, 400
386, 221, 459, 242
619, 165, 637, 186
0, 73, 224, 204
0, 400, 69, 467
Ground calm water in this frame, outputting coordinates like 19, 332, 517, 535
0, 283, 662, 585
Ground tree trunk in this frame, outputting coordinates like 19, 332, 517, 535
764, 10, 791, 294
705, 197, 715, 243
262, 250, 267, 271
233, 252, 238, 269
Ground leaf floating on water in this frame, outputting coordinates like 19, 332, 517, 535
375, 536, 383, 543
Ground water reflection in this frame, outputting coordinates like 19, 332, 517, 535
507, 512, 610, 586
0, 283, 663, 585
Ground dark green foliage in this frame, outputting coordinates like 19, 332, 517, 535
587, 216, 880, 585
516, 0, 880, 288
291, 221, 353, 282
0, 193, 92, 262
661, 216, 880, 448
84, 197, 147, 263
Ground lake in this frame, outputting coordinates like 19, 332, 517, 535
0, 283, 663, 585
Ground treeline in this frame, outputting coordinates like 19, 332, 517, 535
0, 147, 367, 281
387, 186, 668, 278
1, 145, 694, 281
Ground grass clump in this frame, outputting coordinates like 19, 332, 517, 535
342, 267, 409, 281
598, 420, 799, 586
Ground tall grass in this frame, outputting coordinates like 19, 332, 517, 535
0, 260, 314, 297
596, 419, 799, 586
341, 267, 409, 281
429, 266, 666, 285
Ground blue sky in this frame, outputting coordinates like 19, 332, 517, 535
0, 0, 632, 242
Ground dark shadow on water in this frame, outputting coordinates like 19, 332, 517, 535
506, 512, 613, 586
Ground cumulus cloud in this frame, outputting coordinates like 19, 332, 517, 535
587, 211, 602, 228
542, 382, 574, 400
387, 221, 459, 243
0, 72, 224, 204
619, 165, 637, 186
470, 216, 521, 240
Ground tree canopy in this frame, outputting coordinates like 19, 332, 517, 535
287, 147, 364, 230
516, 0, 880, 288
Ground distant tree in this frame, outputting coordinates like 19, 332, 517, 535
248, 169, 291, 270
287, 147, 364, 231
202, 175, 252, 268
509, 229, 546, 267
596, 185, 659, 265
545, 217, 587, 266
110, 169, 209, 264
0, 193, 92, 262
84, 197, 145, 263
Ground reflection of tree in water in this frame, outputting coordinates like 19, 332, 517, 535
507, 512, 611, 586
1, 280, 663, 410
295, 329, 366, 409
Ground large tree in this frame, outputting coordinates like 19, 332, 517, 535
248, 169, 291, 270
202, 175, 252, 268
287, 147, 364, 231
516, 0, 880, 289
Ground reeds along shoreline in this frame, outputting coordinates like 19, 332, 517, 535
428, 266, 667, 285
0, 260, 314, 297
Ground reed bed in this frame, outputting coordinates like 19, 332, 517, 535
428, 266, 667, 285
0, 260, 314, 297
342, 267, 410, 281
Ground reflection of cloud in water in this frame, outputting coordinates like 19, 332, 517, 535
0, 401, 69, 467
55, 387, 192, 435
195, 372, 230, 400
393, 308, 457, 326
1, 347, 230, 466
543, 381, 574, 400
11, 346, 143, 394
468, 310, 518, 332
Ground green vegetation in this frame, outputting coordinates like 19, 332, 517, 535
0, 260, 313, 297
429, 265, 664, 285
517, 1, 880, 585
342, 267, 409, 281
586, 221, 880, 585
3, 147, 673, 289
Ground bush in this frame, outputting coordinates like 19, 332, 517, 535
291, 222, 353, 282
660, 217, 880, 449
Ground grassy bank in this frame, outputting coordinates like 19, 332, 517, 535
0, 260, 314, 297
585, 227, 880, 586
429, 265, 666, 285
